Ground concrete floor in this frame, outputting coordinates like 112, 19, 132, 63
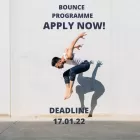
0, 120, 140, 140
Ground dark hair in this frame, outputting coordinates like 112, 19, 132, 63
51, 57, 60, 66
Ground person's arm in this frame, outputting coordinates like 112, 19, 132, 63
66, 32, 87, 59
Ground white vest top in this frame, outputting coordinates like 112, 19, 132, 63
63, 53, 84, 65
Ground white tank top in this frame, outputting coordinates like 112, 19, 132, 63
63, 53, 84, 65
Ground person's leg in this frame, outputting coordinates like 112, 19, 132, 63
69, 61, 90, 91
63, 69, 71, 98
65, 61, 90, 99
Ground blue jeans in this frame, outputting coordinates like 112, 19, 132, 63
63, 60, 90, 84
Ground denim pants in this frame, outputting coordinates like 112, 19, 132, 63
63, 60, 90, 84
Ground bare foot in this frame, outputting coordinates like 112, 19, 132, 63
64, 88, 69, 99
64, 89, 73, 100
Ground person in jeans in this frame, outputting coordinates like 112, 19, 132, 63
51, 32, 92, 100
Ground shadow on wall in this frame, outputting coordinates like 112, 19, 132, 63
76, 61, 105, 117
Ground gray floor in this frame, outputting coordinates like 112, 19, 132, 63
0, 121, 140, 140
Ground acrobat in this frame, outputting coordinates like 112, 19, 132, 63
51, 32, 92, 100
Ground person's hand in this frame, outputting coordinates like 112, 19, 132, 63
96, 61, 103, 67
74, 44, 83, 50
64, 48, 68, 53
79, 32, 87, 39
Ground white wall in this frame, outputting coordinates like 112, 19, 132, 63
110, 0, 140, 115
10, 0, 140, 116
0, 0, 10, 115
